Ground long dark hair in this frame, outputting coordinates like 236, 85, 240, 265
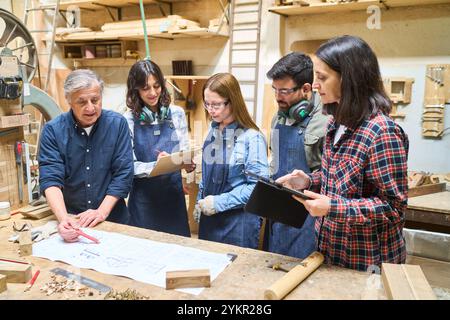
126, 59, 171, 118
315, 35, 391, 128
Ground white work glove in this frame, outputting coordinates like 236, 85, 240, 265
193, 204, 202, 223
198, 195, 216, 216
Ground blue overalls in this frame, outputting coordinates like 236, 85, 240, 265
266, 116, 316, 258
198, 123, 261, 249
128, 109, 190, 237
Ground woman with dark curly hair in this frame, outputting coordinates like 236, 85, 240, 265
124, 59, 194, 236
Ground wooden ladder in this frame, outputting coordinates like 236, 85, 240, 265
228, 0, 263, 118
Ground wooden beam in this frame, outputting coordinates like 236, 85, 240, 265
19, 230, 33, 257
381, 263, 436, 300
166, 269, 210, 289
0, 274, 6, 293
409, 183, 446, 198
0, 262, 32, 283
20, 206, 53, 220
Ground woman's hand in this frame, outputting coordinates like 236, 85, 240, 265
157, 151, 170, 159
275, 169, 311, 190
182, 162, 196, 173
293, 190, 330, 217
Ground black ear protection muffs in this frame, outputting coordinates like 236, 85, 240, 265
277, 99, 312, 123
139, 106, 170, 123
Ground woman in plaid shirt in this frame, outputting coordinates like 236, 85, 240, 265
277, 35, 409, 271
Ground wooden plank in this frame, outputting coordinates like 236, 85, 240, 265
166, 269, 210, 289
16, 203, 48, 214
19, 231, 32, 257
409, 183, 446, 198
268, 0, 380, 16
0, 274, 6, 293
408, 191, 450, 214
59, 0, 181, 10
0, 262, 32, 283
20, 206, 53, 220
406, 256, 450, 289
381, 263, 436, 300
269, 0, 450, 16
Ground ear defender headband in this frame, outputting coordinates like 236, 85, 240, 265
139, 106, 170, 123
288, 99, 312, 123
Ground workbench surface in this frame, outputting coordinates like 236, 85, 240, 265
408, 191, 450, 215
0, 214, 388, 300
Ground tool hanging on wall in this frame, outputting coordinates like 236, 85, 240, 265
186, 79, 196, 110
383, 77, 414, 119
422, 64, 450, 139
14, 141, 23, 203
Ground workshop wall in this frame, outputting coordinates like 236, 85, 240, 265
268, 3, 450, 173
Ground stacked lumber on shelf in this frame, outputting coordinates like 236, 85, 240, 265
408, 171, 447, 198
54, 15, 218, 41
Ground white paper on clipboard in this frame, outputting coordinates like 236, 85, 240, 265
149, 147, 201, 177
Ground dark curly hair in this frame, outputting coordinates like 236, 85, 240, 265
126, 59, 171, 118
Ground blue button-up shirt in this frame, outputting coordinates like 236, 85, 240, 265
38, 109, 134, 222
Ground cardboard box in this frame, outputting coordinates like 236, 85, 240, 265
0, 114, 30, 128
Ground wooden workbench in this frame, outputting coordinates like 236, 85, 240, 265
406, 191, 450, 233
0, 214, 394, 300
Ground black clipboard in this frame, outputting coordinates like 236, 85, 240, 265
244, 171, 311, 228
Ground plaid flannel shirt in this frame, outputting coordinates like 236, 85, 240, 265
309, 112, 408, 271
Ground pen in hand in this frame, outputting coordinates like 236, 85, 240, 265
75, 228, 100, 244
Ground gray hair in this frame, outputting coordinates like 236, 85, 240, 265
64, 69, 104, 100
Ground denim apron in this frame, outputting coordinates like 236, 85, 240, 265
128, 109, 190, 237
198, 123, 261, 249
266, 116, 316, 258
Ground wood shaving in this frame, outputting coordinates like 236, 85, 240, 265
104, 288, 150, 300
40, 275, 93, 298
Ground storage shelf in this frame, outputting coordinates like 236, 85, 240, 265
56, 28, 228, 42
59, 0, 193, 11
68, 58, 138, 67
268, 0, 450, 16
166, 75, 210, 80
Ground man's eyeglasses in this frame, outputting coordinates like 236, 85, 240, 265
203, 100, 229, 111
272, 86, 300, 96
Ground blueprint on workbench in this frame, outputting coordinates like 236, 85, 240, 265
32, 228, 233, 295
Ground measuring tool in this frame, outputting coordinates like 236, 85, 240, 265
14, 141, 23, 203
50, 268, 111, 293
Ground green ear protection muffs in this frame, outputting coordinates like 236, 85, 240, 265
277, 99, 312, 123
139, 105, 170, 123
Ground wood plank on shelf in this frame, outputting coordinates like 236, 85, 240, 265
268, 0, 450, 16
69, 58, 138, 67
268, 0, 381, 16
56, 28, 228, 42
165, 75, 210, 80
59, 0, 191, 11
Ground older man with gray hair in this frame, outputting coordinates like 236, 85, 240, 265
39, 69, 133, 242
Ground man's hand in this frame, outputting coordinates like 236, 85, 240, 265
276, 169, 311, 190
293, 190, 330, 217
198, 196, 216, 216
57, 218, 80, 242
76, 209, 107, 228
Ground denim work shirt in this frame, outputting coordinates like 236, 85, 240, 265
198, 121, 269, 213
39, 109, 134, 216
